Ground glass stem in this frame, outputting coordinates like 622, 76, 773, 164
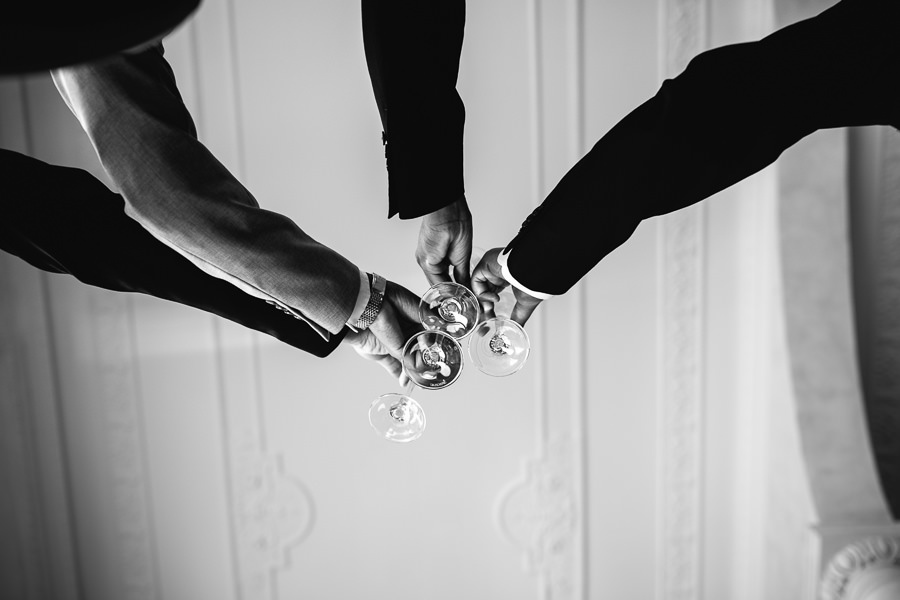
402, 380, 415, 397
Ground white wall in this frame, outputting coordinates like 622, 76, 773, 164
1, 1, 852, 599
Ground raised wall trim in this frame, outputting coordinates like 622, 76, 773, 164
820, 536, 900, 600
657, 0, 707, 599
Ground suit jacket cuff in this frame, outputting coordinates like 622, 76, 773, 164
344, 268, 371, 330
498, 248, 552, 300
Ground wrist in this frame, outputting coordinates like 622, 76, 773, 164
426, 194, 469, 224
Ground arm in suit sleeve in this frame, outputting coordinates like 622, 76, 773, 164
0, 150, 344, 357
51, 43, 360, 338
505, 0, 900, 295
362, 0, 466, 219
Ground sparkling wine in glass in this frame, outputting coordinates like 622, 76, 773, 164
368, 330, 464, 442
418, 282, 481, 339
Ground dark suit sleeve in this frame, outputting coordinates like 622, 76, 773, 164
505, 0, 900, 295
0, 150, 345, 357
362, 0, 466, 219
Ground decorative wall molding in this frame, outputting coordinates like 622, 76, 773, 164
496, 435, 578, 599
663, 0, 708, 76
865, 129, 900, 512
88, 291, 160, 600
873, 131, 900, 361
493, 1, 586, 598
0, 259, 49, 600
658, 1, 707, 599
658, 207, 705, 600
820, 537, 900, 600
566, 1, 589, 598
231, 450, 315, 600
216, 336, 317, 600
195, 5, 319, 598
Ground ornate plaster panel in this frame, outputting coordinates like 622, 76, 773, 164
88, 291, 159, 600
497, 436, 578, 598
658, 1, 707, 599
820, 537, 900, 600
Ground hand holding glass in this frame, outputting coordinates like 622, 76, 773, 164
368, 327, 464, 443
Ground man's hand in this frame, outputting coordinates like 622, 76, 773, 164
343, 280, 422, 386
343, 326, 405, 383
471, 247, 542, 326
416, 195, 473, 287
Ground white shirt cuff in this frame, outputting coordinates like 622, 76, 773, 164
498, 249, 553, 300
345, 268, 371, 330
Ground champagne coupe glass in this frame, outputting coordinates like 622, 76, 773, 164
368, 330, 464, 442
368, 390, 425, 444
418, 282, 481, 340
468, 287, 531, 377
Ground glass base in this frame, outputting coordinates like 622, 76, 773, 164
468, 318, 530, 377
369, 394, 426, 443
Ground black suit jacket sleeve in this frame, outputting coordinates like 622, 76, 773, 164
362, 0, 466, 219
0, 150, 346, 357
505, 0, 900, 295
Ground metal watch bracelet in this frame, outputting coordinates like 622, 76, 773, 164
354, 272, 385, 330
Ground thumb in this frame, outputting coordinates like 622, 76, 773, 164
510, 291, 542, 327
452, 260, 471, 289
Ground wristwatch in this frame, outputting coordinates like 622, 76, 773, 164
355, 272, 386, 330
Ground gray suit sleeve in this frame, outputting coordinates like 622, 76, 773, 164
52, 44, 360, 337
